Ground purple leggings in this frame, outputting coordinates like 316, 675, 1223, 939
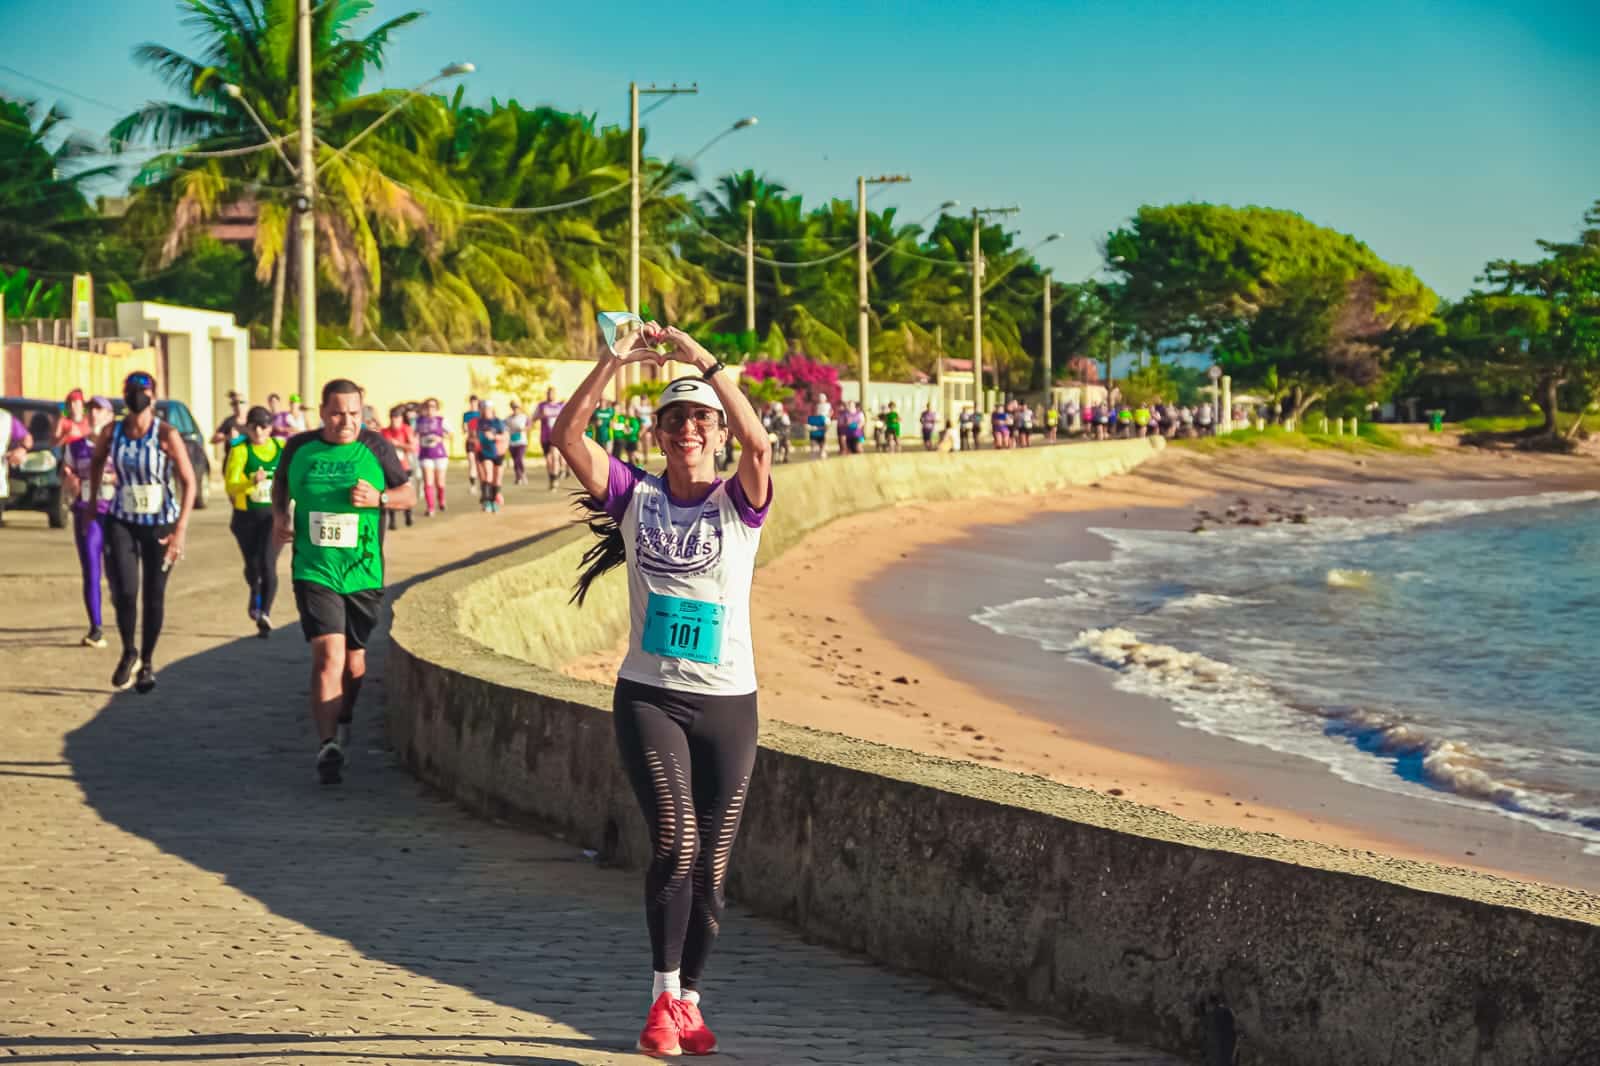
72, 508, 106, 628
509, 443, 527, 481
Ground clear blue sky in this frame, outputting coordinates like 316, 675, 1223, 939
2, 0, 1595, 298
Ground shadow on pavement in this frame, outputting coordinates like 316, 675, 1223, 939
58, 519, 1171, 1065
58, 524, 658, 1059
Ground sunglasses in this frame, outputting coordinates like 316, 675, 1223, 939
658, 408, 722, 433
125, 373, 154, 390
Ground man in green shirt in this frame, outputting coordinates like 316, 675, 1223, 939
883, 402, 902, 453
273, 378, 415, 784
591, 401, 615, 449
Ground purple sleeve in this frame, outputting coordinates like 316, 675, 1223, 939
602, 455, 642, 521
8, 419, 25, 446
726, 474, 772, 529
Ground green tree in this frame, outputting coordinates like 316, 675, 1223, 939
113, 0, 429, 341
1462, 201, 1600, 436
0, 98, 115, 273
1104, 204, 1437, 421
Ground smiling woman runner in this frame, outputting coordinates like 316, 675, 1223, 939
553, 320, 772, 1058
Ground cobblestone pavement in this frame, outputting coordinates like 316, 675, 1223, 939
0, 477, 1182, 1065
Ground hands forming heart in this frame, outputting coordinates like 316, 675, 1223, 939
600, 312, 713, 371
614, 321, 673, 365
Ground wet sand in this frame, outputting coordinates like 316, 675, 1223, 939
570, 441, 1600, 892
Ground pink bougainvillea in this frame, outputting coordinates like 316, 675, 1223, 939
742, 351, 841, 421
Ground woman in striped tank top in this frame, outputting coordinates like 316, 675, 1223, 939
88, 371, 197, 693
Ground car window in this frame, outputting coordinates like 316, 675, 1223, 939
160, 402, 197, 435
2, 406, 57, 446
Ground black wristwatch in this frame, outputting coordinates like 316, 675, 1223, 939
702, 360, 725, 381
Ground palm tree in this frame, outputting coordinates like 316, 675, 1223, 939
0, 97, 117, 273
112, 0, 427, 343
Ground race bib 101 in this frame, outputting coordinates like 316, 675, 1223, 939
641, 592, 725, 665
309, 510, 359, 549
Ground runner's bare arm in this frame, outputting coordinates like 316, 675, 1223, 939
271, 436, 300, 545
86, 424, 113, 497
553, 354, 628, 499
372, 434, 417, 511
160, 423, 197, 563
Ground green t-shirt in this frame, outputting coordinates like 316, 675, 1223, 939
277, 429, 408, 594
592, 406, 615, 443
612, 413, 641, 444
884, 411, 901, 436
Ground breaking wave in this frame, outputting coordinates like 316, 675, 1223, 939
972, 490, 1600, 851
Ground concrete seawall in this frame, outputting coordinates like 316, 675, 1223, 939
385, 441, 1600, 1066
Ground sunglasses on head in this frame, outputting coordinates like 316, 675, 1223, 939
126, 373, 154, 390
658, 408, 721, 432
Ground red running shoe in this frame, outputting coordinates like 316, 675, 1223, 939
636, 991, 681, 1056
673, 998, 718, 1055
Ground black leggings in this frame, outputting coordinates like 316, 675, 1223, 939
229, 509, 278, 617
105, 519, 173, 661
613, 678, 758, 989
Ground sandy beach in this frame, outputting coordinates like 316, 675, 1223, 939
568, 438, 1600, 893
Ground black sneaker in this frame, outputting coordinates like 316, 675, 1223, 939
404, 510, 413, 527
256, 614, 272, 639
82, 626, 107, 649
317, 740, 345, 785
134, 664, 157, 694
112, 651, 141, 690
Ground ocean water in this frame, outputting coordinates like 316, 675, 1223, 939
973, 491, 1600, 853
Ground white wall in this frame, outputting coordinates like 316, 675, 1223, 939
116, 302, 251, 436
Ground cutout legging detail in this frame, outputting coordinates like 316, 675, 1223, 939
613, 678, 757, 989
104, 519, 172, 661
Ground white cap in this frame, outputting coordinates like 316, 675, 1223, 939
656, 376, 725, 416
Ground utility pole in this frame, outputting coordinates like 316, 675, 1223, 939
969, 205, 1018, 413
858, 174, 910, 409
744, 200, 756, 336
1041, 269, 1052, 397
295, 0, 316, 407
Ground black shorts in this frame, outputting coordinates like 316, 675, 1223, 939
294, 580, 383, 649
480, 454, 504, 465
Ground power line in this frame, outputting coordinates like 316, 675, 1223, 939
669, 203, 860, 267
0, 63, 128, 115
377, 169, 631, 215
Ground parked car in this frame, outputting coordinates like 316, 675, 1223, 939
109, 398, 214, 510
0, 398, 69, 528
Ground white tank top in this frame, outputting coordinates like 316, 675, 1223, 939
606, 458, 769, 696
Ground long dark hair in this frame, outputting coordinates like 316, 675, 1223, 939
571, 491, 626, 606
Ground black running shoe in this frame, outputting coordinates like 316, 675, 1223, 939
317, 740, 345, 785
82, 626, 106, 649
112, 651, 140, 690
256, 614, 272, 639
134, 664, 156, 694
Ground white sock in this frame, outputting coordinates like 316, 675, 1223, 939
652, 969, 681, 1001
679, 988, 700, 1005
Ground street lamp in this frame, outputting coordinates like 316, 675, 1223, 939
970, 205, 1019, 413
744, 199, 757, 336
858, 173, 911, 409
327, 62, 475, 161
627, 82, 699, 320
1030, 233, 1065, 393
221, 83, 298, 175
